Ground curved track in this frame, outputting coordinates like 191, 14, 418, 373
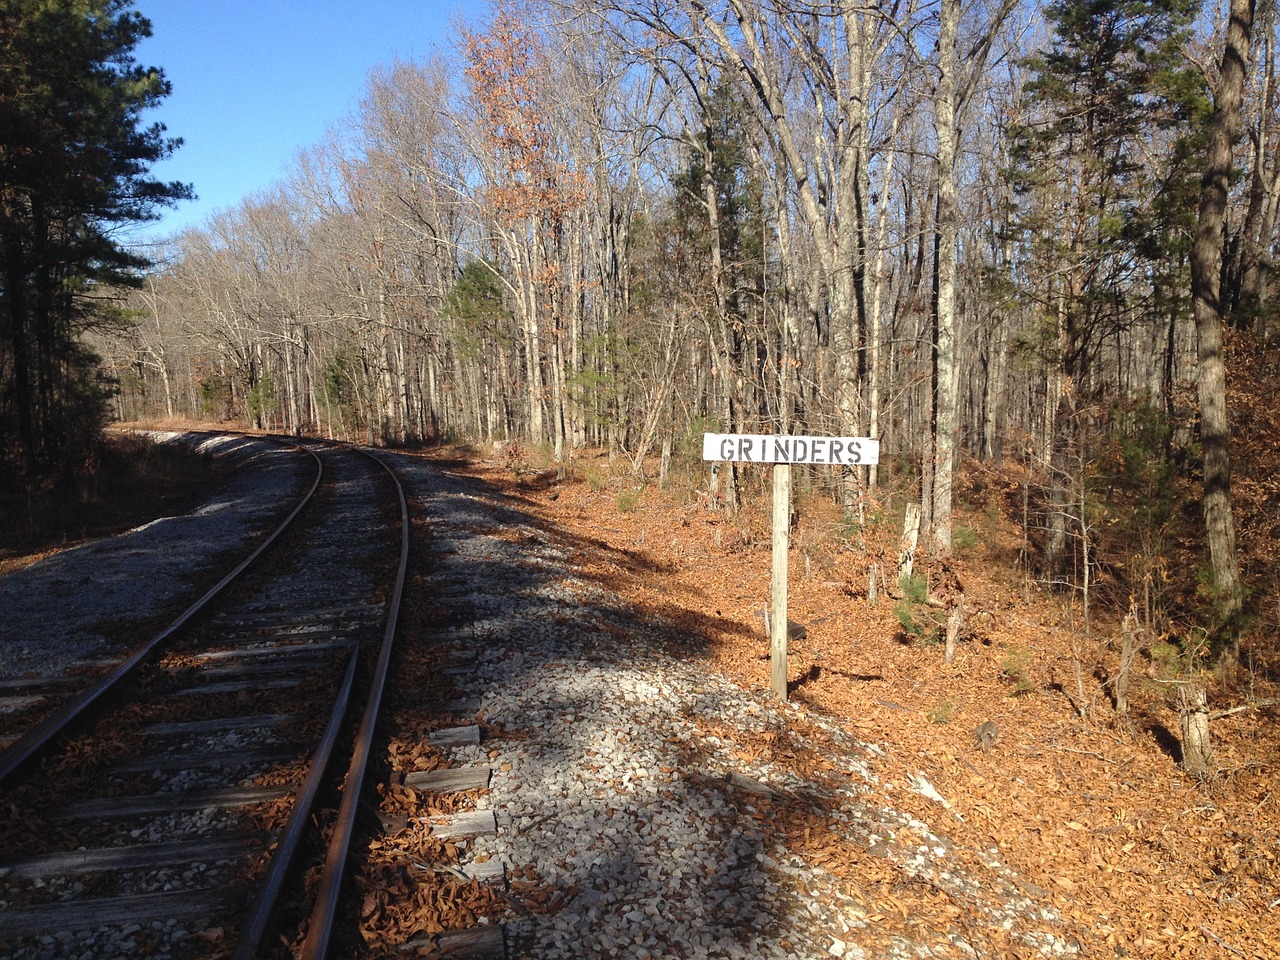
0, 439, 409, 960
0, 443, 323, 786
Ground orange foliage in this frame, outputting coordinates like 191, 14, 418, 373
462, 14, 587, 228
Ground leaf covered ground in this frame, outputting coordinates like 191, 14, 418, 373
14, 343, 1278, 958
438, 430, 1279, 959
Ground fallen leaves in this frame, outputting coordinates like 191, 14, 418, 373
12, 411, 1278, 954
377, 443, 1280, 959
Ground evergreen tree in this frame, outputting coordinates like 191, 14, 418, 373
1009, 0, 1204, 575
1011, 0, 1203, 381
670, 76, 765, 329
0, 0, 190, 489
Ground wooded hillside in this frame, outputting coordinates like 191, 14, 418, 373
0, 0, 188, 491
96, 0, 1280, 667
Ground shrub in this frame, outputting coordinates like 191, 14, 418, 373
926, 699, 955, 724
893, 573, 944, 644
999, 644, 1035, 696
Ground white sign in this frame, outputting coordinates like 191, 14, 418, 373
703, 433, 879, 466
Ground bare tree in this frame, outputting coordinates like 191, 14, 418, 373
1192, 0, 1255, 652
927, 0, 1019, 554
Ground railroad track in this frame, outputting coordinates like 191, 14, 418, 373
5, 438, 1040, 958
0, 439, 409, 959
0, 436, 319, 775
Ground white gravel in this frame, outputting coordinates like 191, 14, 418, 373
0, 432, 308, 679
397, 459, 1081, 960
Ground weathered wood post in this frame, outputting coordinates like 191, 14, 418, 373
703, 433, 879, 702
1178, 683, 1214, 777
770, 463, 791, 700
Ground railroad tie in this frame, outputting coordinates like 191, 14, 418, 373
398, 924, 505, 958
428, 724, 482, 747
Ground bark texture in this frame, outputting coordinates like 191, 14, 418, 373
1178, 684, 1215, 777
1191, 0, 1255, 641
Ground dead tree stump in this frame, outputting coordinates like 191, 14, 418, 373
944, 594, 965, 665
1114, 607, 1140, 717
1178, 683, 1214, 777
896, 503, 921, 590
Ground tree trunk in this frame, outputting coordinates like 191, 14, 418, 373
867, 103, 904, 493
1234, 24, 1277, 326
516, 239, 546, 444
943, 594, 964, 665
698, 59, 738, 513
981, 313, 1007, 463
1192, 0, 1254, 649
930, 0, 960, 556
1045, 290, 1071, 577
897, 503, 921, 587
1178, 684, 1215, 777
1115, 607, 1140, 717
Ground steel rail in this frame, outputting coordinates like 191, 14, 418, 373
229, 645, 361, 959
230, 446, 412, 960
300, 448, 412, 960
0, 441, 323, 789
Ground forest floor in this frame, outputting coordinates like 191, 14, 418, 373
7, 335, 1279, 957
402, 335, 1280, 958
439, 433, 1279, 960
8, 428, 1279, 956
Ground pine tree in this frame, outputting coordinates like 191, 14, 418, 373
1009, 0, 1203, 575
1012, 0, 1202, 376
0, 0, 190, 488
670, 76, 765, 333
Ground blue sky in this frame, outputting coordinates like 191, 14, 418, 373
133, 0, 488, 242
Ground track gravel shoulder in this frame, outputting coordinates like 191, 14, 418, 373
384, 452, 1081, 960
0, 433, 308, 680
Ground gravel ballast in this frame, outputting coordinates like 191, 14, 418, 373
0, 433, 308, 680
1, 436, 1080, 958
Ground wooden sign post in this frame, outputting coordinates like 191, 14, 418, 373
703, 433, 880, 700
770, 463, 791, 699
